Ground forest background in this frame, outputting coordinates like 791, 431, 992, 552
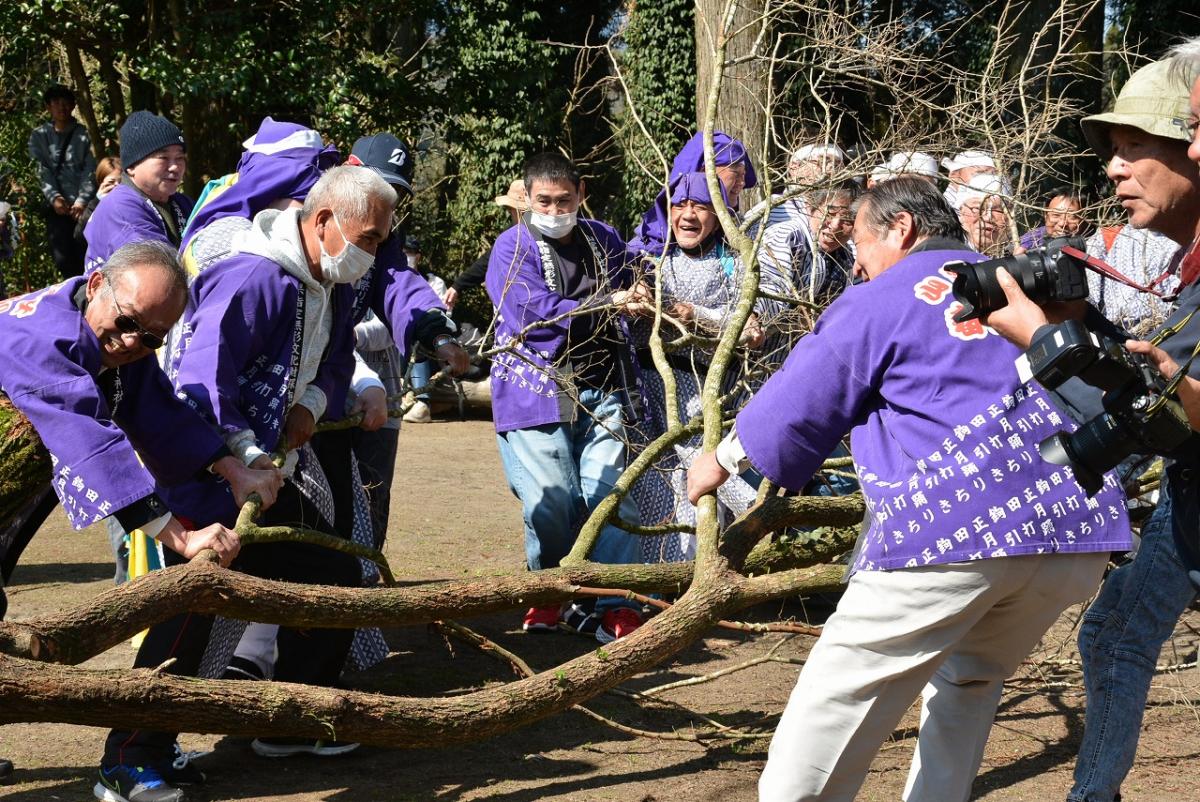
1, 0, 1199, 312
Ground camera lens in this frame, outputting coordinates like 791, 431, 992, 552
947, 259, 1010, 321
1038, 413, 1133, 496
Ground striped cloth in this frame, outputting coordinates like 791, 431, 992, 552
1086, 226, 1181, 336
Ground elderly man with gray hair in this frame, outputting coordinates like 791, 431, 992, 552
0, 240, 283, 794
689, 176, 1130, 802
95, 165, 397, 802
985, 41, 1200, 802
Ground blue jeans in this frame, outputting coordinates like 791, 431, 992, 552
411, 358, 433, 401
1070, 484, 1196, 801
497, 388, 640, 590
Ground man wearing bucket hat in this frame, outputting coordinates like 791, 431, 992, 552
441, 178, 530, 312
983, 46, 1200, 802
83, 111, 193, 275
1068, 49, 1200, 802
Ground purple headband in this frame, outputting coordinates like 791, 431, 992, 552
669, 171, 729, 207
669, 131, 758, 189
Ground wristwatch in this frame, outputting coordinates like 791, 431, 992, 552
432, 334, 459, 349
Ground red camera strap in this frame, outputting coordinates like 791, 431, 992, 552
1061, 245, 1171, 298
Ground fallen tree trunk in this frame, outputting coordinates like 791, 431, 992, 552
0, 397, 54, 580
0, 558, 829, 746
0, 395, 52, 526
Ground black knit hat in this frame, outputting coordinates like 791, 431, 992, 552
119, 111, 186, 169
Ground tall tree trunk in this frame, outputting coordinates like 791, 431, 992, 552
694, 0, 770, 206
95, 46, 128, 131
63, 43, 105, 162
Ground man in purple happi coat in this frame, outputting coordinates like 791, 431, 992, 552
689, 177, 1131, 802
343, 132, 468, 546
487, 151, 653, 643
84, 112, 194, 275
0, 241, 282, 793
97, 165, 397, 798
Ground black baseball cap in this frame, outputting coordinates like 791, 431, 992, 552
348, 133, 414, 195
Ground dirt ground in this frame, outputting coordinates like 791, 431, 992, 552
3, 416, 1200, 801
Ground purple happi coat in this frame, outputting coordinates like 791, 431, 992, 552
83, 182, 194, 274
485, 218, 638, 433
161, 253, 356, 526
352, 234, 447, 362
0, 278, 224, 529
736, 247, 1132, 572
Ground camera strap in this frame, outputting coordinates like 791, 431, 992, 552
1062, 245, 1172, 298
1146, 309, 1200, 416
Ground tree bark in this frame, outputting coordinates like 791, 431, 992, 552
694, 0, 770, 206
93, 45, 129, 131
0, 397, 52, 541
63, 43, 105, 162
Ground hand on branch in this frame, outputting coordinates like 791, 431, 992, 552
284, 405, 316, 450
352, 386, 388, 431
740, 313, 765, 349
668, 301, 695, 324
212, 454, 283, 510
157, 516, 241, 567
436, 342, 471, 376
613, 281, 655, 316
182, 523, 241, 566
687, 450, 730, 505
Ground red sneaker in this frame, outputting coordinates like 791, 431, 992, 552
596, 608, 643, 644
522, 605, 560, 633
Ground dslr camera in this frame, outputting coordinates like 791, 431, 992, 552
1023, 320, 1192, 495
945, 237, 1090, 323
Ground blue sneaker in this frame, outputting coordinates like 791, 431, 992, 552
94, 763, 183, 802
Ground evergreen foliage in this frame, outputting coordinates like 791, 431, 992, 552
609, 0, 697, 236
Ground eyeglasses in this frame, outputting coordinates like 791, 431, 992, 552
103, 274, 166, 349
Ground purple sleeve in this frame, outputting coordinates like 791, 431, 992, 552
485, 226, 581, 350
735, 290, 880, 491
113, 357, 225, 485
8, 372, 158, 531
172, 267, 280, 437
371, 240, 446, 360
310, 285, 357, 421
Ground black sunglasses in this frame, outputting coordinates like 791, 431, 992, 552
103, 274, 166, 349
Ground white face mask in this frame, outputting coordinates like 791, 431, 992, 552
528, 210, 577, 239
320, 213, 375, 284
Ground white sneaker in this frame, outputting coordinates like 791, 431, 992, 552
250, 738, 359, 758
403, 400, 432, 423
